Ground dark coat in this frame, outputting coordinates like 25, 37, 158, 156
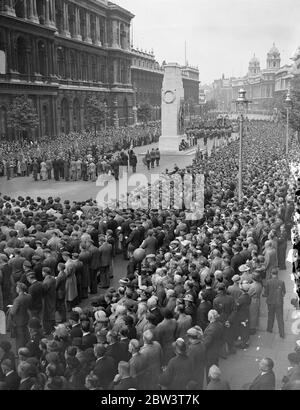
203, 320, 224, 363
112, 376, 137, 390
249, 370, 276, 390
81, 332, 97, 350
159, 354, 193, 390
28, 281, 44, 312
230, 253, 244, 275
4, 370, 20, 390
99, 242, 113, 267
155, 318, 177, 365
42, 275, 56, 320
10, 293, 32, 326
265, 278, 286, 306
93, 356, 115, 389
105, 342, 123, 373
196, 300, 212, 331
213, 293, 235, 323
188, 341, 206, 389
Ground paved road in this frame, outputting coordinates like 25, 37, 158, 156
0, 142, 194, 203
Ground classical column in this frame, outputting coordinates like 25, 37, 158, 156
49, 0, 56, 27
44, 0, 51, 27
95, 16, 102, 46
103, 19, 108, 47
29, 0, 39, 23
113, 59, 118, 84
112, 20, 119, 48
62, 1, 70, 38
73, 8, 82, 40
80, 104, 84, 130
69, 100, 73, 131
84, 12, 92, 43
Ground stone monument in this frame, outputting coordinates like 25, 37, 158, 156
159, 63, 185, 152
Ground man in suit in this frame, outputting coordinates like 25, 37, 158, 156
203, 309, 224, 380
111, 361, 138, 390
105, 330, 122, 374
128, 339, 147, 389
140, 229, 158, 256
159, 338, 193, 390
93, 343, 115, 389
230, 245, 244, 275
88, 242, 101, 294
234, 280, 251, 349
265, 268, 286, 338
187, 326, 206, 390
27, 273, 43, 320
42, 267, 56, 335
81, 320, 97, 350
8, 249, 26, 285
9, 282, 32, 350
69, 311, 83, 341
140, 330, 163, 390
155, 309, 177, 366
1, 359, 20, 390
118, 326, 131, 363
126, 224, 141, 258
196, 290, 212, 331
247, 358, 276, 390
98, 236, 113, 289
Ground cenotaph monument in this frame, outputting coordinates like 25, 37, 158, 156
159, 63, 185, 152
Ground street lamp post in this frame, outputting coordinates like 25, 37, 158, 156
234, 88, 250, 202
285, 87, 292, 155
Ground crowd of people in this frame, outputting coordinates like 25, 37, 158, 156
0, 123, 160, 181
0, 119, 300, 390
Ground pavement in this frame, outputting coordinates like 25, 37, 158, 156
1, 141, 299, 389
0, 142, 194, 203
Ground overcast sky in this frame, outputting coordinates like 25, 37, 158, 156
117, 0, 300, 84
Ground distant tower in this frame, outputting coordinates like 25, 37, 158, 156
248, 54, 260, 76
267, 43, 281, 70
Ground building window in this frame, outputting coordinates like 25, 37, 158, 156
38, 41, 46, 76
0, 106, 7, 139
73, 98, 81, 132
16, 37, 27, 75
60, 98, 70, 134
57, 48, 65, 78
41, 105, 49, 136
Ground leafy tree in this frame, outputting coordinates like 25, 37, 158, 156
273, 90, 300, 132
7, 95, 39, 140
137, 103, 152, 124
85, 95, 108, 137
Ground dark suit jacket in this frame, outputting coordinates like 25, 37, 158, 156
89, 245, 101, 270
99, 242, 113, 267
126, 229, 141, 249
249, 370, 275, 390
81, 332, 97, 350
118, 338, 131, 362
42, 275, 56, 319
70, 324, 83, 340
10, 293, 32, 326
196, 300, 212, 331
105, 342, 123, 373
265, 278, 286, 306
203, 320, 224, 362
159, 354, 193, 390
4, 371, 20, 390
93, 356, 115, 389
230, 253, 244, 275
28, 281, 43, 312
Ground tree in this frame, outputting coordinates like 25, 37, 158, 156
7, 95, 39, 140
137, 103, 152, 124
85, 95, 108, 137
273, 90, 300, 133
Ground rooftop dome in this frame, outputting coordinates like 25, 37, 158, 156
291, 46, 300, 61
268, 43, 280, 56
249, 54, 260, 65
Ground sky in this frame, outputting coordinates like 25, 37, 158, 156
116, 0, 300, 84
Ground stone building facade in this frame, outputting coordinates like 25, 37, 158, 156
131, 47, 200, 121
0, 0, 134, 139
